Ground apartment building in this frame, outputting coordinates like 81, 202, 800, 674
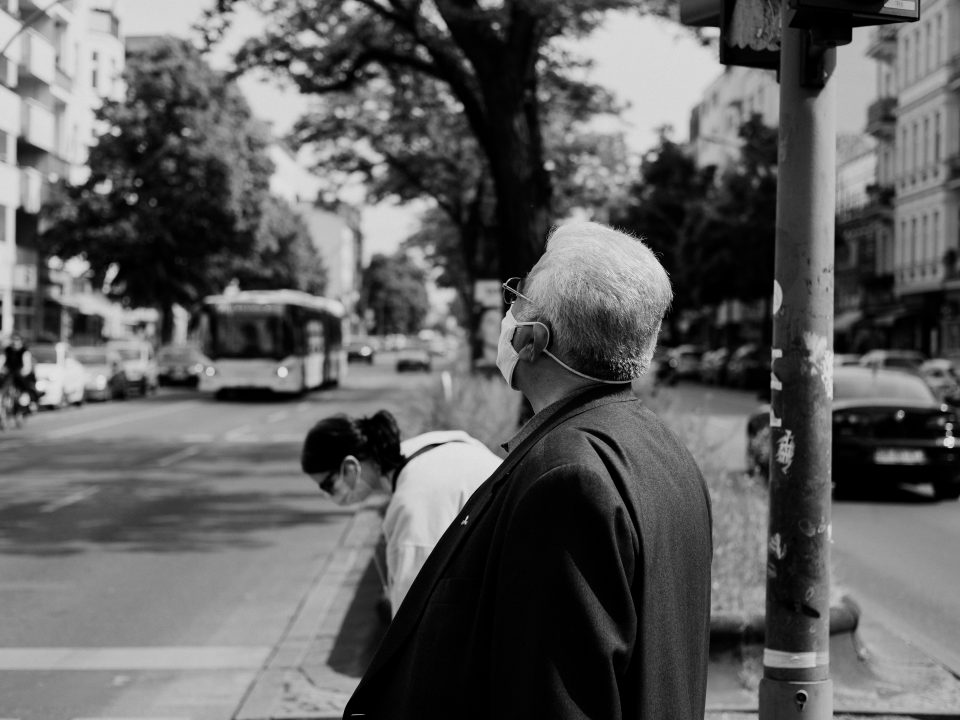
0, 0, 124, 342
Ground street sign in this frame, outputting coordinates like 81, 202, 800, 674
788, 0, 920, 27
679, 0, 721, 26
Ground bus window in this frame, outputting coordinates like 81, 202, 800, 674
306, 319, 324, 355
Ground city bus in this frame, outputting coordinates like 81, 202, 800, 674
195, 289, 346, 397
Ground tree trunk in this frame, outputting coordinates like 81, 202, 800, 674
160, 302, 175, 345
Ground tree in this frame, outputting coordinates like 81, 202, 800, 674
229, 195, 328, 295
203, 0, 680, 281
608, 130, 715, 320
41, 36, 275, 342
361, 252, 431, 335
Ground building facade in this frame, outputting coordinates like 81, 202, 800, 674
863, 2, 960, 358
0, 0, 124, 342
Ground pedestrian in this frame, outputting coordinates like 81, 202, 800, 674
343, 221, 713, 720
300, 409, 501, 616
1, 333, 39, 406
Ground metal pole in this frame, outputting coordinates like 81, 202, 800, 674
760, 2, 836, 718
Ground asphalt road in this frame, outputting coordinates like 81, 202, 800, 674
659, 379, 960, 679
0, 356, 442, 720
2, 365, 959, 718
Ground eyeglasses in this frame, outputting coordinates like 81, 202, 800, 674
502, 277, 533, 305
318, 468, 340, 494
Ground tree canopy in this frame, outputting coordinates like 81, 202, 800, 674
203, 0, 682, 280
40, 36, 327, 341
361, 252, 431, 335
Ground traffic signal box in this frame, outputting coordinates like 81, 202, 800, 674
679, 0, 920, 69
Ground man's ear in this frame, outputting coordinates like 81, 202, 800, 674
515, 322, 550, 361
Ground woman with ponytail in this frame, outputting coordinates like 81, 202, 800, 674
301, 409, 501, 616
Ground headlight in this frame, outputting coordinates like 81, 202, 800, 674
191, 363, 204, 373
204, 366, 217, 377
277, 366, 289, 378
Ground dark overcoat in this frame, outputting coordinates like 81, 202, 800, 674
344, 385, 713, 720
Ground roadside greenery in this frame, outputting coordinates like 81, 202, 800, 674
404, 367, 768, 616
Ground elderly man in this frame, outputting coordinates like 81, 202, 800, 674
343, 221, 713, 720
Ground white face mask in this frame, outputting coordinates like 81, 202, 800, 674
496, 307, 633, 388
311, 456, 378, 506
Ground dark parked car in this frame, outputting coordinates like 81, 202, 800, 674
346, 339, 376, 364
726, 343, 769, 390
746, 366, 960, 501
700, 348, 731, 385
396, 346, 432, 373
157, 344, 208, 386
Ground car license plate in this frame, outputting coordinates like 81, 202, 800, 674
874, 449, 927, 465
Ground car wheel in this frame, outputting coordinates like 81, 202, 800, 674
933, 478, 960, 501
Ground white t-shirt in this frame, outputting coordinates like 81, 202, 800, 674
381, 430, 502, 615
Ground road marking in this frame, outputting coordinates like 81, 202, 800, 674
39, 487, 99, 513
45, 404, 193, 440
223, 425, 254, 443
181, 433, 214, 443
72, 717, 191, 720
267, 410, 288, 424
155, 446, 201, 468
0, 646, 272, 670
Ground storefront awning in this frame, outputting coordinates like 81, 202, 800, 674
834, 310, 863, 333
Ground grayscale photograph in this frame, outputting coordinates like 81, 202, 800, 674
2, 0, 958, 719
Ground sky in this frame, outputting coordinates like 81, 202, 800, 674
114, 1, 878, 260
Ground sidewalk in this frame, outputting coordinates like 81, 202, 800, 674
235, 505, 960, 720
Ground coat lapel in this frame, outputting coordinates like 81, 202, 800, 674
354, 386, 637, 694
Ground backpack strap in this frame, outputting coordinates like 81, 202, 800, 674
390, 438, 469, 491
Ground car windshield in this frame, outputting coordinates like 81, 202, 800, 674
74, 348, 109, 364
112, 347, 141, 361
30, 346, 58, 363
835, 369, 937, 403
158, 347, 195, 362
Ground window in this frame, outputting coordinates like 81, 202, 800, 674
903, 36, 910, 84
934, 211, 941, 267
936, 14, 943, 67
935, 112, 942, 166
0, 205, 6, 245
0, 130, 7, 164
911, 217, 918, 266
90, 50, 99, 89
923, 116, 930, 172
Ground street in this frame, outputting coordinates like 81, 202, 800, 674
0, 357, 439, 720
2, 367, 960, 718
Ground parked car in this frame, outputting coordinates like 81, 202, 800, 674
700, 348, 731, 385
396, 346, 432, 372
31, 342, 86, 409
833, 353, 862, 367
726, 343, 769, 390
919, 358, 960, 404
661, 344, 705, 383
107, 339, 159, 396
746, 366, 960, 501
346, 339, 376, 364
157, 344, 207, 386
859, 349, 926, 372
73, 346, 128, 401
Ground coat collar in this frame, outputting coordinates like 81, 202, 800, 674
349, 384, 637, 702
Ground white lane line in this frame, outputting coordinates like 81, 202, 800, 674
223, 425, 254, 443
0, 646, 272, 671
155, 446, 201, 468
266, 410, 288, 424
39, 487, 99, 513
181, 433, 214, 443
72, 717, 191, 720
46, 404, 193, 440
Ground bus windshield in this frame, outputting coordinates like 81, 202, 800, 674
203, 309, 293, 360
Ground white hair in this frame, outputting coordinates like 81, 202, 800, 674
516, 221, 673, 380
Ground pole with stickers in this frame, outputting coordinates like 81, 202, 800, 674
679, 1, 920, 718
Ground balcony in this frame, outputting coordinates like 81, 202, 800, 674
19, 29, 55, 85
865, 26, 898, 63
0, 6, 19, 56
19, 166, 45, 214
88, 8, 121, 39
862, 183, 895, 222
19, 98, 54, 152
0, 162, 18, 209
949, 54, 960, 92
946, 154, 960, 191
865, 97, 896, 139
0, 82, 19, 135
